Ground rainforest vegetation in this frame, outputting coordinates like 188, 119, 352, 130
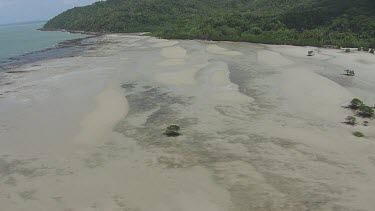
43, 0, 375, 47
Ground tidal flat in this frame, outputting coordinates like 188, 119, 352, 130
1, 34, 375, 211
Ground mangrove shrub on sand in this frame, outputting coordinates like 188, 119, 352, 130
345, 116, 357, 126
164, 125, 181, 137
353, 131, 365, 137
350, 98, 364, 110
358, 105, 374, 118
347, 98, 374, 118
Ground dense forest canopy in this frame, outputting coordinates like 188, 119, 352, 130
44, 0, 375, 47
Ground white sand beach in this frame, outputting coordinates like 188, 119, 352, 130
1, 35, 375, 211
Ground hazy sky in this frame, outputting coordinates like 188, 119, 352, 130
0, 0, 101, 24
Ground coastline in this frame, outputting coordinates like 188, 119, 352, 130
1, 34, 375, 210
38, 28, 104, 36
42, 28, 345, 49
0, 29, 99, 72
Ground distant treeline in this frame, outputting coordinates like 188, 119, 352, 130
43, 0, 375, 48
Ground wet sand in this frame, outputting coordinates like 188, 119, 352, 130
1, 34, 375, 211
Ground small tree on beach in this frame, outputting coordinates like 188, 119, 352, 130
345, 116, 356, 126
350, 98, 363, 109
370, 49, 375, 54
363, 121, 369, 126
353, 131, 365, 137
164, 125, 181, 137
358, 105, 374, 118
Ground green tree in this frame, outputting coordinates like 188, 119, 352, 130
350, 98, 364, 110
345, 116, 356, 126
358, 105, 374, 118
164, 125, 181, 137
250, 27, 263, 35
353, 131, 365, 137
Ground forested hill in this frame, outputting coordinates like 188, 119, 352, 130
43, 0, 375, 47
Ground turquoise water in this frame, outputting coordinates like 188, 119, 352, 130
0, 21, 86, 62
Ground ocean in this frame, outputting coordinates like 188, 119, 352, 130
0, 21, 91, 70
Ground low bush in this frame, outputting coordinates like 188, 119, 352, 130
353, 131, 365, 137
358, 105, 374, 118
350, 98, 363, 110
345, 116, 356, 126
164, 125, 181, 137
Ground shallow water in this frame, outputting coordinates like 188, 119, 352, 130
0, 21, 86, 65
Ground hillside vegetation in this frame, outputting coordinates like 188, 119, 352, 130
44, 0, 375, 47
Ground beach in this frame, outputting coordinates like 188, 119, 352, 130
1, 34, 375, 210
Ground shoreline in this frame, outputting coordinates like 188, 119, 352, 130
38, 28, 104, 36
0, 32, 100, 72
3, 27, 372, 74
40, 27, 344, 49
1, 34, 375, 210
